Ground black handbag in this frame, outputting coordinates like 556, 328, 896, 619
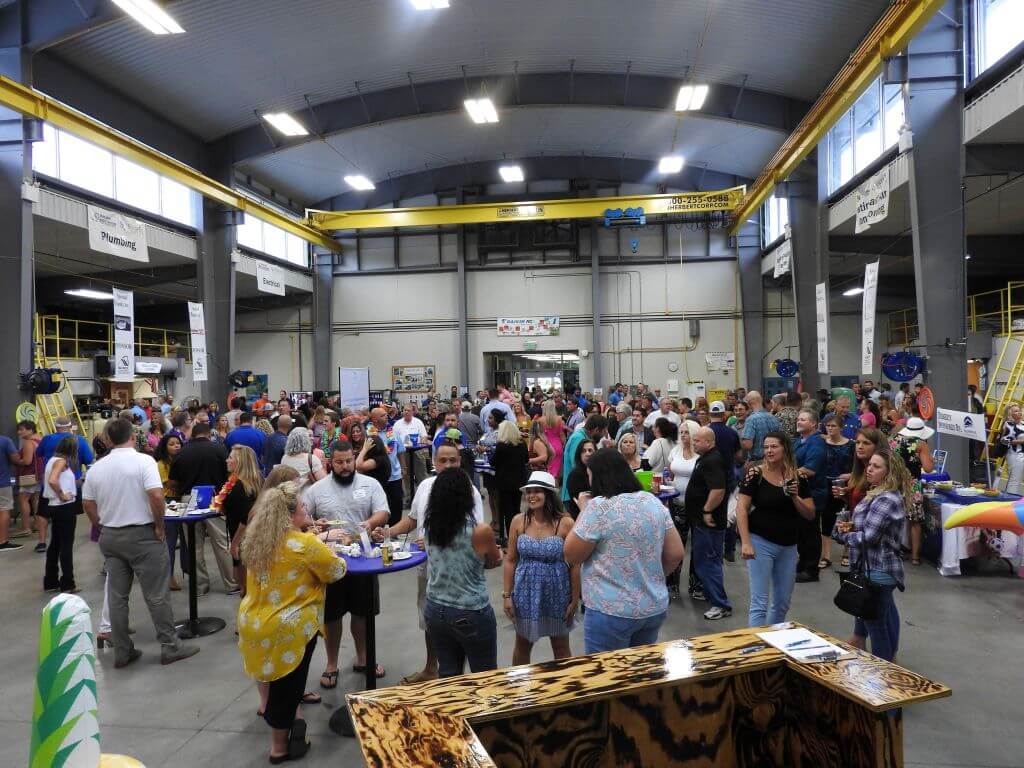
833, 542, 880, 620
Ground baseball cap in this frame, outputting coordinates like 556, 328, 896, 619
443, 428, 463, 441
709, 401, 726, 413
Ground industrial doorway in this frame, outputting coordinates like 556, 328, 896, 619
484, 351, 580, 392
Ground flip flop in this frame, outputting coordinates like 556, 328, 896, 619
818, 559, 831, 570
319, 669, 338, 689
300, 692, 321, 704
352, 663, 385, 679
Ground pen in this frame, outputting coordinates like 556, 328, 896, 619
785, 638, 813, 648
738, 644, 767, 655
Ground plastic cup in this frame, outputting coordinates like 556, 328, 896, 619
410, 433, 419, 447
651, 475, 662, 493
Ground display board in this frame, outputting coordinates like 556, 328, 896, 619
392, 365, 435, 393
339, 367, 370, 409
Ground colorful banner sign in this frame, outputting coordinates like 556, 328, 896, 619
496, 316, 560, 336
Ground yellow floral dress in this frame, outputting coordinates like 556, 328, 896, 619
237, 530, 346, 682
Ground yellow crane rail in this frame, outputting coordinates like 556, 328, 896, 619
308, 187, 745, 231
0, 75, 340, 252
729, 0, 946, 233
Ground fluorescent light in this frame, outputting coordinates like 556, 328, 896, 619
675, 84, 709, 111
344, 174, 375, 191
262, 112, 309, 137
411, 0, 449, 8
65, 289, 114, 301
111, 0, 185, 34
658, 155, 685, 174
842, 286, 865, 297
499, 165, 524, 183
464, 98, 499, 124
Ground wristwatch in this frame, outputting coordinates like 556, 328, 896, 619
502, 592, 512, 599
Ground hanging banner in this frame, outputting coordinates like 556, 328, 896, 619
187, 301, 208, 382
854, 165, 890, 234
772, 238, 792, 278
861, 262, 879, 376
496, 316, 560, 336
815, 282, 830, 374
936, 408, 987, 441
112, 288, 134, 382
87, 204, 149, 262
256, 261, 286, 296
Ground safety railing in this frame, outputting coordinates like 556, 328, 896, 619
888, 281, 1024, 346
37, 315, 191, 362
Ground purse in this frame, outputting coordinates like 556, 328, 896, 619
833, 541, 880, 620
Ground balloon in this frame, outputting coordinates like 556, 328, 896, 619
943, 501, 1024, 535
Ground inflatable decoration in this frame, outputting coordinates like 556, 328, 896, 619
943, 500, 1024, 535
772, 358, 800, 379
880, 351, 925, 383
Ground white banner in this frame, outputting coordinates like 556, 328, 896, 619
704, 352, 735, 371
339, 367, 370, 410
815, 282, 830, 374
135, 361, 162, 374
256, 261, 286, 296
854, 165, 890, 234
861, 261, 879, 376
496, 316, 560, 336
772, 238, 792, 278
187, 301, 208, 382
112, 289, 134, 382
87, 205, 149, 262
936, 408, 987, 441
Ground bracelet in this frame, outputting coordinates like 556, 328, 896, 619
502, 592, 512, 599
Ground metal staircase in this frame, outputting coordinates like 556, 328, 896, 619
983, 333, 1024, 475
33, 315, 86, 436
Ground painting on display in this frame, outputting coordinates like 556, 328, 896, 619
392, 365, 436, 393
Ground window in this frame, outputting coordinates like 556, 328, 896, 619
853, 86, 882, 174
974, 0, 1024, 76
236, 213, 310, 268
114, 157, 160, 213
58, 130, 114, 198
160, 177, 193, 226
33, 123, 58, 178
828, 113, 854, 193
762, 192, 789, 246
826, 77, 904, 193
883, 83, 905, 149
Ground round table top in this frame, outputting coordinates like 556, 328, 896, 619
165, 509, 221, 522
404, 442, 431, 451
657, 489, 680, 501
336, 542, 427, 575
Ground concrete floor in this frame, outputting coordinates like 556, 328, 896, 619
2, 523, 1021, 768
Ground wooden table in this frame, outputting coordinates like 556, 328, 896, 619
346, 623, 950, 768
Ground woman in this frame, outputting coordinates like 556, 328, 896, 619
42, 436, 80, 594
665, 419, 700, 599
728, 401, 749, 433
645, 417, 678, 475
565, 449, 685, 653
146, 416, 165, 454
213, 414, 231, 443
859, 398, 880, 429
564, 439, 596, 519
1001, 403, 1024, 495
14, 420, 42, 544
310, 405, 327, 447
735, 432, 816, 627
238, 481, 346, 763
527, 421, 554, 472
503, 471, 579, 665
423, 467, 503, 677
214, 444, 262, 595
491, 420, 530, 545
820, 414, 854, 570
877, 395, 896, 434
355, 429, 393, 490
834, 428, 884, 568
512, 400, 532, 444
155, 433, 187, 589
279, 427, 327, 489
889, 417, 934, 565
832, 445, 912, 662
342, 419, 364, 454
540, 400, 568, 480
616, 432, 644, 472
255, 417, 274, 438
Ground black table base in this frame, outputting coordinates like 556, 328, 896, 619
174, 517, 226, 640
329, 577, 378, 738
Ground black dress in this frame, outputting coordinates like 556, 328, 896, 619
564, 465, 590, 520
221, 481, 257, 567
492, 441, 529, 540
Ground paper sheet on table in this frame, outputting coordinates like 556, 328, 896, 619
756, 627, 850, 663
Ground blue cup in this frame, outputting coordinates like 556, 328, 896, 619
194, 485, 215, 509
410, 433, 419, 447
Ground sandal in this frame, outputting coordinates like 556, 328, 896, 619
840, 556, 850, 568
319, 669, 338, 689
300, 692, 321, 704
911, 558, 921, 566
400, 670, 438, 685
352, 663, 385, 679
818, 559, 831, 570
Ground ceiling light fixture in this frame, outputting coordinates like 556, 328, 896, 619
411, 0, 449, 9
344, 174, 375, 191
658, 155, 685, 174
262, 112, 309, 137
842, 286, 865, 297
65, 288, 114, 301
111, 0, 185, 34
675, 84, 709, 111
464, 98, 499, 124
499, 165, 524, 183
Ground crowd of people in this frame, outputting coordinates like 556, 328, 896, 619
0, 378, 958, 763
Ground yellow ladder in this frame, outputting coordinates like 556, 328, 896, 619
32, 314, 87, 436
983, 333, 1024, 474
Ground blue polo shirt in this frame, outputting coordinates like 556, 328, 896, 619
373, 425, 405, 482
37, 433, 94, 479
822, 413, 861, 440
224, 425, 266, 467
0, 436, 17, 486
795, 432, 829, 509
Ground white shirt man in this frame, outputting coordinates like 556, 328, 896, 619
305, 471, 389, 529
644, 402, 682, 428
392, 406, 428, 445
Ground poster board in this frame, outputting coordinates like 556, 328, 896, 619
391, 364, 436, 393
339, 367, 370, 410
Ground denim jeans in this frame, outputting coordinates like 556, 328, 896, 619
746, 533, 798, 626
691, 526, 731, 610
854, 584, 900, 662
583, 608, 667, 654
423, 599, 497, 678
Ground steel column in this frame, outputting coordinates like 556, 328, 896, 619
455, 188, 469, 392
787, 153, 825, 393
590, 222, 602, 392
905, 2, 968, 480
736, 213, 764, 390
313, 247, 333, 391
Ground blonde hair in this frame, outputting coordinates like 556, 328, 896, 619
240, 481, 300, 576
678, 418, 699, 447
1004, 403, 1021, 422
497, 419, 521, 445
865, 443, 915, 508
541, 399, 560, 429
263, 465, 299, 490
230, 445, 263, 497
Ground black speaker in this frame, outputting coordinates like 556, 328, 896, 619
94, 355, 113, 377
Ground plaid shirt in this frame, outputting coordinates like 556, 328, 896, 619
833, 490, 906, 587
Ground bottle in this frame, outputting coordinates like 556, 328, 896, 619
381, 525, 393, 567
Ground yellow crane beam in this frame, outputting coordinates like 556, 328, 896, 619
308, 187, 745, 231
0, 75, 340, 252
729, 0, 947, 234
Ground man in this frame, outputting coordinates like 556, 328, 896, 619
479, 389, 514, 432
895, 382, 910, 411
383, 439, 484, 684
168, 422, 236, 594
794, 408, 829, 583
608, 402, 631, 437
967, 384, 984, 414
37, 416, 94, 554
643, 397, 682, 428
688, 427, 731, 620
564, 397, 584, 431
740, 391, 779, 464
724, 391, 739, 413
432, 412, 468, 453
863, 380, 881, 403
393, 404, 429, 503
851, 382, 863, 403
252, 390, 271, 414
678, 398, 693, 418
707, 401, 742, 562
306, 440, 391, 686
458, 401, 484, 448
167, 410, 191, 444
830, 396, 860, 440
735, 387, 747, 403
270, 398, 292, 430
0, 429, 25, 552
224, 411, 265, 467
617, 409, 654, 447
776, 391, 801, 440
160, 395, 173, 416
130, 398, 149, 427
82, 418, 198, 668
262, 414, 291, 470
561, 414, 609, 502
607, 383, 623, 407
224, 396, 245, 431
364, 407, 405, 525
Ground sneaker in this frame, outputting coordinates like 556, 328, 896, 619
161, 646, 200, 666
795, 571, 820, 583
703, 606, 732, 620
689, 589, 707, 602
0, 541, 24, 552
667, 585, 681, 600
34, 543, 47, 553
